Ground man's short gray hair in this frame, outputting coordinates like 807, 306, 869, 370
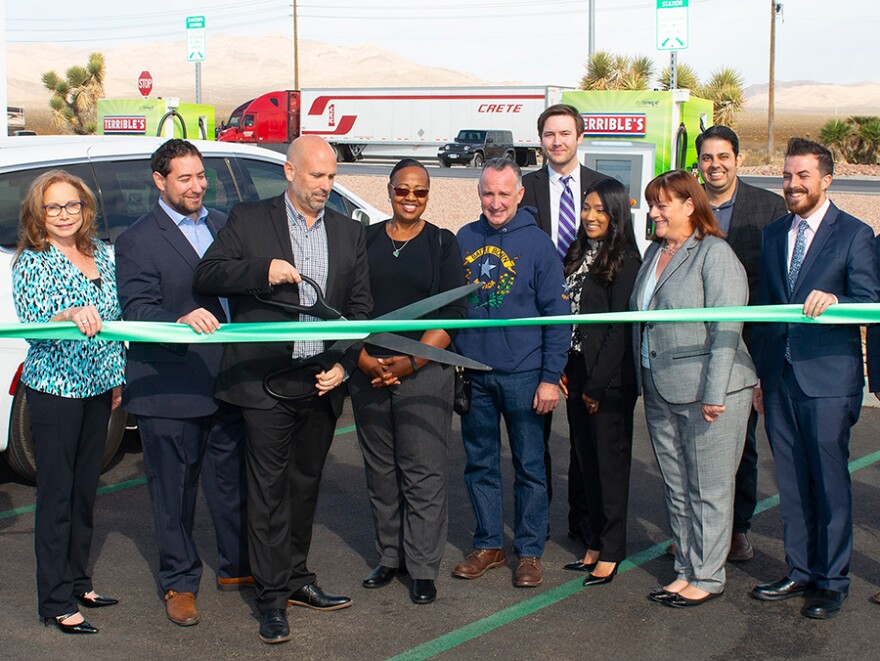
481, 157, 522, 188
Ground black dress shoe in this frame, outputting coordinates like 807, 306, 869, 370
363, 565, 402, 589
43, 613, 98, 634
647, 588, 679, 603
750, 577, 810, 601
664, 590, 724, 609
288, 583, 352, 611
801, 588, 846, 620
75, 592, 119, 608
582, 564, 618, 587
259, 608, 291, 644
563, 560, 597, 573
410, 579, 437, 605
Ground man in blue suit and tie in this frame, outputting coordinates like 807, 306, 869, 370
750, 138, 879, 619
115, 140, 250, 627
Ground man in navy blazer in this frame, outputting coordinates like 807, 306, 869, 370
519, 104, 605, 539
696, 125, 788, 563
750, 138, 879, 619
115, 140, 249, 627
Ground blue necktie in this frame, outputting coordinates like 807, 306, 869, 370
785, 219, 810, 362
557, 175, 577, 261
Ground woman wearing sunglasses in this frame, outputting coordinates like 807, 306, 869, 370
12, 170, 125, 633
349, 158, 466, 605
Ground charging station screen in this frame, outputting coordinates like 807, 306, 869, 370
596, 158, 636, 196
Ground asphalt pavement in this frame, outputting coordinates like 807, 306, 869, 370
3, 397, 880, 660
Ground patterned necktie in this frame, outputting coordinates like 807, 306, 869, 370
557, 175, 577, 261
785, 219, 810, 362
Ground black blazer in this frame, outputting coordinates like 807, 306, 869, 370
115, 203, 229, 419
863, 235, 880, 392
567, 250, 641, 400
722, 178, 788, 303
520, 164, 607, 237
194, 194, 373, 414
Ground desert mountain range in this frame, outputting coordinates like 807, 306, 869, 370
7, 32, 879, 116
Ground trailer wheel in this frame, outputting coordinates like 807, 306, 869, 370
471, 152, 484, 168
331, 144, 344, 162
3, 384, 127, 483
504, 151, 516, 163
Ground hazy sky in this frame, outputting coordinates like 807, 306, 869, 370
5, 0, 878, 88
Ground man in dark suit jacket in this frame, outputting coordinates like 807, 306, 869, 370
865, 234, 880, 609
194, 135, 372, 645
115, 139, 249, 627
519, 103, 605, 541
750, 138, 879, 620
696, 126, 788, 563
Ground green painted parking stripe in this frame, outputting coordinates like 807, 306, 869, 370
385, 447, 880, 661
0, 424, 359, 521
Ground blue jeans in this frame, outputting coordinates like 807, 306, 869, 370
460, 369, 548, 557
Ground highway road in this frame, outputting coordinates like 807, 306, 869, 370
338, 163, 880, 195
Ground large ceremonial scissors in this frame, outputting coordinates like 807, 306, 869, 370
257, 276, 489, 401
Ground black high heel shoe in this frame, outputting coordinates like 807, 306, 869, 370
43, 613, 99, 634
582, 564, 618, 587
563, 560, 597, 573
75, 592, 119, 608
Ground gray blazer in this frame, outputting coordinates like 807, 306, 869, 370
629, 234, 757, 405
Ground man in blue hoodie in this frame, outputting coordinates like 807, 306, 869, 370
451, 158, 570, 588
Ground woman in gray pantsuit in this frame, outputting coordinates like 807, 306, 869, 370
349, 159, 466, 605
630, 170, 756, 608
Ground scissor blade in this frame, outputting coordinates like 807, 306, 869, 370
367, 333, 491, 371
374, 282, 481, 321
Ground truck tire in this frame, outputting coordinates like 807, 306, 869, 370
515, 149, 530, 167
3, 384, 127, 483
471, 152, 484, 168
439, 158, 452, 168
331, 144, 344, 162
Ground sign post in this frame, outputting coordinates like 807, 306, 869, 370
656, 0, 689, 90
186, 16, 206, 104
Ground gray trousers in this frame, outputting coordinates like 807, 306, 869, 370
643, 368, 753, 593
349, 361, 453, 579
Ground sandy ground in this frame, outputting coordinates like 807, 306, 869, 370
337, 174, 880, 235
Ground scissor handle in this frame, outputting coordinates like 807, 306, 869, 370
255, 274, 344, 321
262, 351, 344, 401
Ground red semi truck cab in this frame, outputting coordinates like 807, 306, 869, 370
217, 91, 300, 143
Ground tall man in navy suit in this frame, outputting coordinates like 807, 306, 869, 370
750, 138, 879, 619
696, 125, 787, 562
115, 140, 249, 627
520, 104, 605, 538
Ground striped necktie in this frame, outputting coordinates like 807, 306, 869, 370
557, 175, 577, 261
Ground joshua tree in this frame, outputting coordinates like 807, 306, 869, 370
658, 62, 701, 91
698, 68, 746, 127
42, 52, 106, 135
820, 116, 880, 164
580, 52, 653, 91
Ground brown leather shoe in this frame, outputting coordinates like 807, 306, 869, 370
165, 590, 199, 626
513, 557, 543, 588
451, 548, 506, 579
727, 532, 754, 562
216, 576, 255, 591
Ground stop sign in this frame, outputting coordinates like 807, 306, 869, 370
137, 71, 153, 98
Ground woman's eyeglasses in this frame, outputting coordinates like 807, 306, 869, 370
43, 202, 84, 217
391, 187, 429, 199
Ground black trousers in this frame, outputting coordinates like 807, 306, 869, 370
28, 386, 111, 619
732, 408, 760, 533
138, 402, 249, 594
240, 397, 338, 613
564, 356, 637, 562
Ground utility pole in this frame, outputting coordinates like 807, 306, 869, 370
767, 1, 779, 164
292, 0, 299, 90
588, 0, 596, 57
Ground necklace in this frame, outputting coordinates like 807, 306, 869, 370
661, 241, 680, 257
390, 236, 412, 258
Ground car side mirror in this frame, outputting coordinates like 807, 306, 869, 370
352, 208, 371, 226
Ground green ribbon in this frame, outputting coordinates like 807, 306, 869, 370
2, 304, 880, 344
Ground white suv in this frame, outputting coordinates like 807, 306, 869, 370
0, 135, 384, 480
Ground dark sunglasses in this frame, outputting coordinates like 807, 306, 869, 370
391, 187, 429, 199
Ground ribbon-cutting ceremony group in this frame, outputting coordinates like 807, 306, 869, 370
11, 106, 880, 644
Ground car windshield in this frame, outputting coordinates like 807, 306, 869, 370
225, 100, 252, 129
456, 130, 486, 143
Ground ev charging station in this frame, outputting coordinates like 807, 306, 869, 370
561, 89, 713, 255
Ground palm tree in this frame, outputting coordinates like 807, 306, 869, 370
42, 52, 106, 135
580, 52, 653, 91
819, 116, 880, 164
819, 119, 855, 162
698, 68, 745, 127
857, 118, 880, 164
